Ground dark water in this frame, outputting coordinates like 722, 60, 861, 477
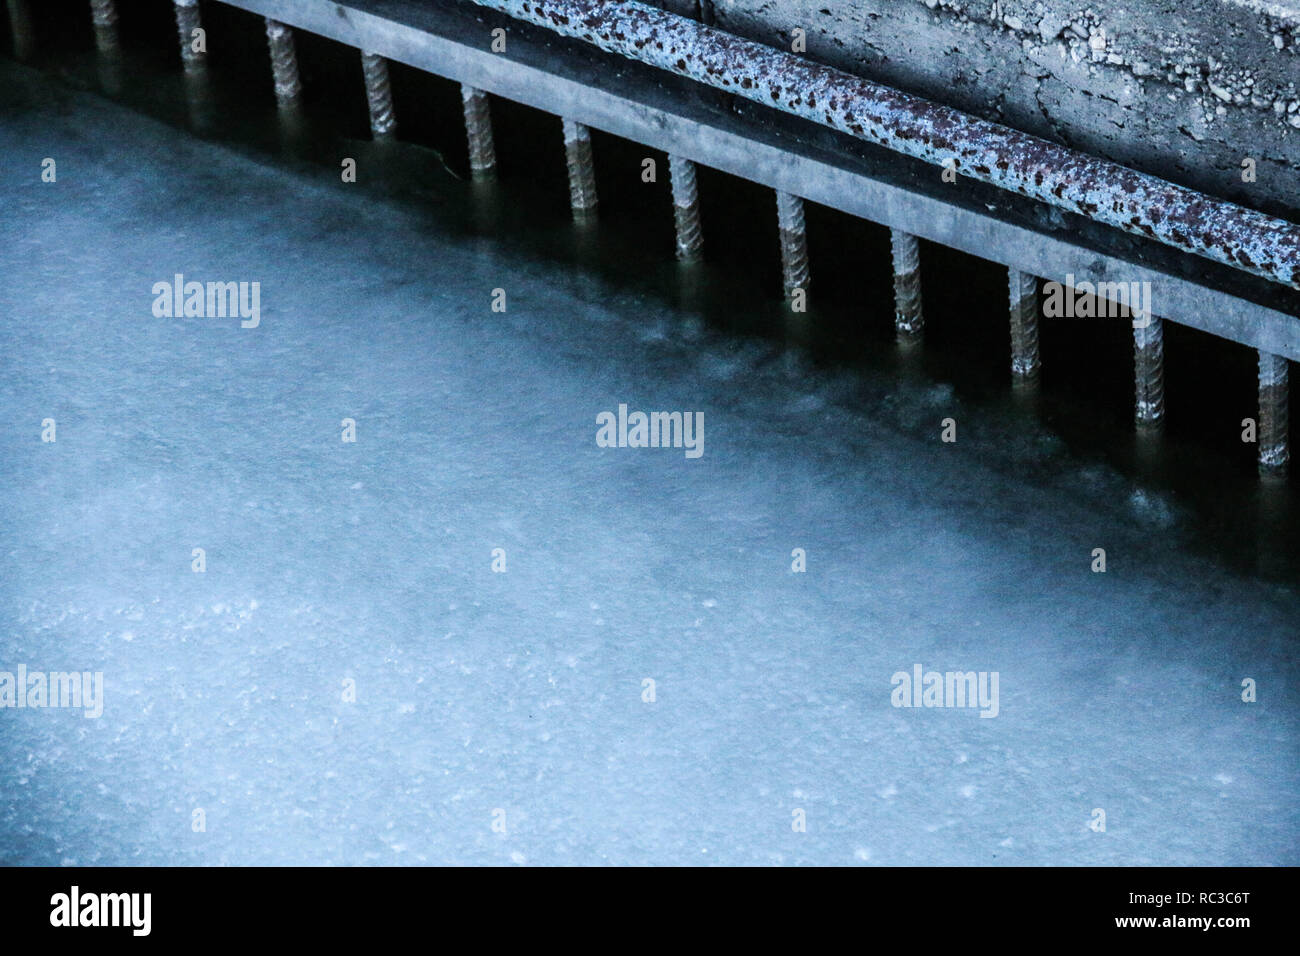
4, 0, 1297, 582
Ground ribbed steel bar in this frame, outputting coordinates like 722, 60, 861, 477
173, 0, 205, 67
776, 190, 808, 297
361, 50, 397, 137
461, 84, 497, 179
7, 0, 36, 61
1008, 269, 1040, 381
1258, 351, 1290, 477
265, 18, 302, 104
563, 118, 598, 217
89, 0, 118, 51
469, 0, 1300, 289
1134, 317, 1165, 426
891, 229, 922, 341
669, 153, 703, 261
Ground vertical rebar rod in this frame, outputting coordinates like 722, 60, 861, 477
1133, 316, 1165, 426
173, 0, 204, 68
265, 19, 301, 105
361, 51, 397, 138
461, 85, 497, 180
89, 0, 118, 52
563, 118, 598, 218
1258, 351, 1290, 477
669, 154, 703, 261
8, 0, 35, 61
1008, 269, 1040, 381
891, 228, 923, 341
775, 190, 808, 297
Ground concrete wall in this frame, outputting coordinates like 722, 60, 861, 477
654, 0, 1300, 218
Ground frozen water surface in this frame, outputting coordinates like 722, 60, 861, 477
0, 61, 1296, 866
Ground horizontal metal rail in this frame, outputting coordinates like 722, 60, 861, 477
472, 0, 1299, 290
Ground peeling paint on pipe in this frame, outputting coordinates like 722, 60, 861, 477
469, 0, 1300, 289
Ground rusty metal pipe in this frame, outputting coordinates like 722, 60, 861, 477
469, 0, 1300, 289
